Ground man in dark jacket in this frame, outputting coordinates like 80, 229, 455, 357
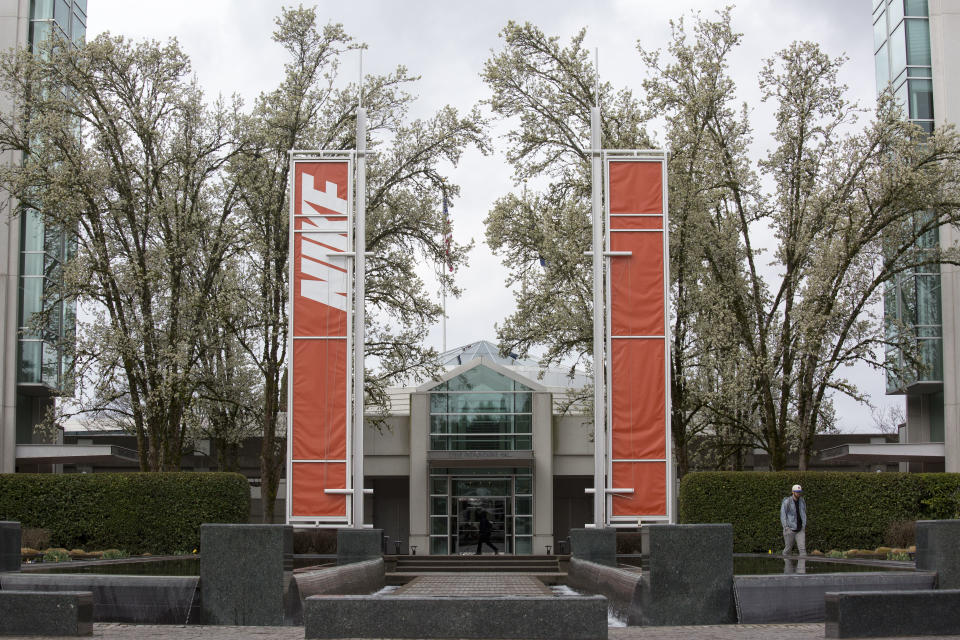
476, 510, 498, 555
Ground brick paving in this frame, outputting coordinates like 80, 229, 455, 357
611, 624, 958, 640
394, 573, 552, 596
5, 622, 960, 639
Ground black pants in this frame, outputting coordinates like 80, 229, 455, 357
476, 533, 497, 554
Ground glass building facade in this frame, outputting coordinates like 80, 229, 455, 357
875, 0, 942, 386
426, 366, 536, 554
429, 367, 534, 451
29, 0, 86, 50
14, 0, 84, 444
18, 209, 76, 390
875, 0, 946, 446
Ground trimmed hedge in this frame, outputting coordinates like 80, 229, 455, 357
0, 472, 249, 554
678, 471, 960, 553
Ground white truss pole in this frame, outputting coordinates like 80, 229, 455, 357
590, 105, 606, 528
352, 104, 367, 528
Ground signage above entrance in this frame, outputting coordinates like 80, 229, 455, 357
427, 450, 536, 466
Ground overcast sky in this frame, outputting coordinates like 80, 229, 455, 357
87, 1, 898, 432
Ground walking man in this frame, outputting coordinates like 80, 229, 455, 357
780, 484, 807, 556
476, 510, 498, 555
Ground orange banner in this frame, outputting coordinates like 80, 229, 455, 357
291, 159, 351, 519
607, 159, 669, 519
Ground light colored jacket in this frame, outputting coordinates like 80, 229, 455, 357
780, 496, 807, 531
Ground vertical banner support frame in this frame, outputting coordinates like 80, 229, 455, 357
590, 107, 606, 528
603, 150, 673, 526
352, 108, 367, 528
286, 150, 356, 527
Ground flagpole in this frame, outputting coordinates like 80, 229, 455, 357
590, 49, 606, 529
441, 192, 451, 355
352, 53, 367, 529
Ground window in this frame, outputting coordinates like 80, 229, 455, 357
894, 80, 909, 116
904, 0, 928, 16
929, 392, 944, 441
54, 0, 70, 34
18, 277, 43, 329
31, 0, 54, 19
71, 10, 85, 45
874, 43, 890, 89
19, 341, 42, 383
873, 11, 887, 52
429, 365, 534, 451
434, 366, 532, 392
887, 0, 905, 29
915, 274, 941, 329
21, 210, 44, 251
904, 19, 931, 66
908, 78, 933, 121
889, 21, 906, 79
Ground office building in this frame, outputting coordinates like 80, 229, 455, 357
0, 0, 85, 473
873, 0, 959, 471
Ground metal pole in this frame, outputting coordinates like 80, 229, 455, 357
353, 104, 367, 528
591, 105, 605, 528
285, 159, 295, 525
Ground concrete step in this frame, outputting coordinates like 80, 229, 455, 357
393, 556, 561, 577
395, 555, 557, 563
395, 565, 558, 573
393, 554, 561, 576
385, 571, 567, 586
395, 558, 559, 566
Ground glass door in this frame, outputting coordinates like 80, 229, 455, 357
456, 497, 506, 554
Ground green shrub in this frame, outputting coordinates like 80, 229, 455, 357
884, 520, 916, 548
292, 529, 337, 554
616, 532, 643, 554
21, 527, 51, 549
0, 472, 249, 555
101, 548, 129, 560
920, 476, 960, 519
678, 471, 960, 552
43, 547, 71, 563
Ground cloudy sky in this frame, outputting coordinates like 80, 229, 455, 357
88, 0, 897, 431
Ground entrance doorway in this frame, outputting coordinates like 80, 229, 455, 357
456, 498, 505, 554
428, 468, 533, 555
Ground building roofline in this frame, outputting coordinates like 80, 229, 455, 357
415, 356, 548, 393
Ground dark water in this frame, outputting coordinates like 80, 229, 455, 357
30, 553, 910, 577
28, 557, 201, 576
26, 554, 333, 576
617, 554, 914, 575
733, 556, 912, 575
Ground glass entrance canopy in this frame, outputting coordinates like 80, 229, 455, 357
429, 366, 533, 451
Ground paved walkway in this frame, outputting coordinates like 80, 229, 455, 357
6, 623, 960, 639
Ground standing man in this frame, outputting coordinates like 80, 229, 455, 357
781, 484, 807, 556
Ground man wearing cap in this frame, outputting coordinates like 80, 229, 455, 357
780, 484, 807, 557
